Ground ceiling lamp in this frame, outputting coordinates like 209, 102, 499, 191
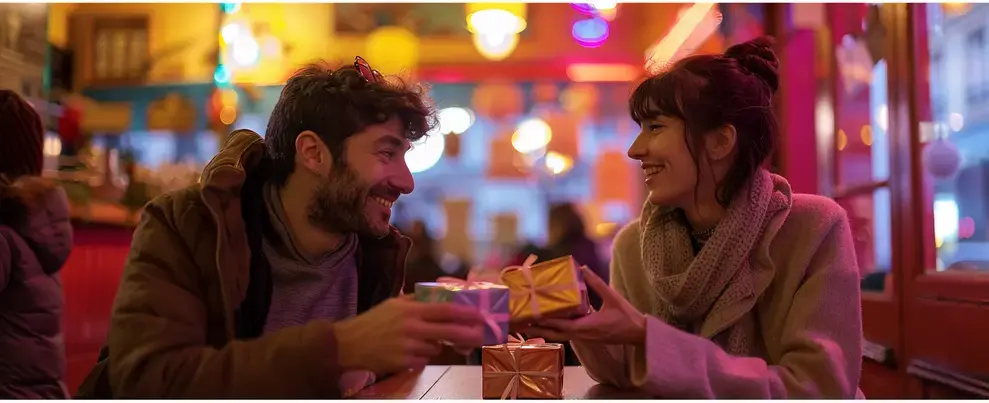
588, 0, 618, 11
572, 17, 610, 48
571, 1, 619, 20
571, 3, 596, 15
472, 33, 520, 61
466, 3, 527, 61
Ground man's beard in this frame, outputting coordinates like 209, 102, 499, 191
306, 161, 384, 238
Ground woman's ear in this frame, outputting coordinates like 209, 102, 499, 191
705, 124, 737, 161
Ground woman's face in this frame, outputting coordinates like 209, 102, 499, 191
627, 114, 737, 208
627, 115, 700, 207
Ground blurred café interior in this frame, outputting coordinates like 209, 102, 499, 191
0, 1, 987, 398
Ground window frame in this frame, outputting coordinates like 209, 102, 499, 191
898, 3, 989, 392
89, 16, 150, 87
814, 5, 911, 397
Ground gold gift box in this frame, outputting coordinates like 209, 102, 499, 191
499, 255, 589, 322
481, 342, 564, 399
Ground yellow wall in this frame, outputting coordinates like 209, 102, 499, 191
48, 3, 709, 87
49, 3, 335, 86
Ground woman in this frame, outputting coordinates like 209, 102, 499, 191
523, 37, 863, 398
0, 90, 73, 398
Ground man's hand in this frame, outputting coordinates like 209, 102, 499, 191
334, 295, 485, 374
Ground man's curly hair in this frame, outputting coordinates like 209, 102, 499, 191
265, 61, 437, 186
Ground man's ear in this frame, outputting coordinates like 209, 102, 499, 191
295, 130, 332, 174
705, 124, 737, 162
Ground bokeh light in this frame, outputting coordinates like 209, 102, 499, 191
511, 118, 553, 153
472, 33, 519, 61
406, 131, 446, 173
572, 17, 610, 48
438, 107, 475, 135
545, 151, 574, 175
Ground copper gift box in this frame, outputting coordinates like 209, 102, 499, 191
499, 255, 589, 322
480, 342, 564, 399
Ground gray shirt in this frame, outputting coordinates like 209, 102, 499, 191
260, 183, 373, 396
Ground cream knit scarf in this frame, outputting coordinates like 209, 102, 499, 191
640, 168, 792, 355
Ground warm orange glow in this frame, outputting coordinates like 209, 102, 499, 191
645, 3, 717, 73
221, 89, 239, 107
860, 125, 873, 146
942, 3, 971, 16
595, 222, 618, 237
219, 106, 238, 125
836, 129, 848, 151
566, 63, 640, 82
545, 151, 573, 175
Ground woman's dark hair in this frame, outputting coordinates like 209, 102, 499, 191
548, 203, 587, 245
265, 61, 437, 186
630, 36, 780, 207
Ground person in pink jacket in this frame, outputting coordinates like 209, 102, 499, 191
522, 37, 864, 398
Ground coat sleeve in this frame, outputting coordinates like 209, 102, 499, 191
107, 194, 344, 398
626, 213, 863, 398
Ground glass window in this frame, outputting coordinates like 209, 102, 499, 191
827, 4, 894, 293
837, 187, 893, 282
921, 3, 989, 273
833, 4, 891, 190
91, 20, 149, 82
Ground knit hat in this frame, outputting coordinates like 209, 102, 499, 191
0, 90, 45, 180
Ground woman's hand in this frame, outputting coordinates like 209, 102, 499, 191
522, 266, 648, 346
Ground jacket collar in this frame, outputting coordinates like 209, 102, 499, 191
199, 129, 410, 336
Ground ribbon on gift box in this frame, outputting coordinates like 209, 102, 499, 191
500, 255, 586, 321
506, 333, 545, 345
482, 334, 560, 400
433, 277, 510, 345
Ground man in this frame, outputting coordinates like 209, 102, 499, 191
76, 59, 484, 398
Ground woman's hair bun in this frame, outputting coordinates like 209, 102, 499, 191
724, 36, 780, 93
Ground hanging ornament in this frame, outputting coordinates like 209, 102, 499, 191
472, 82, 524, 120
487, 131, 529, 179
923, 138, 962, 179
594, 150, 634, 203
560, 83, 601, 118
532, 83, 560, 105
543, 111, 580, 159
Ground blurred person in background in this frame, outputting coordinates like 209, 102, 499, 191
544, 203, 607, 310
505, 203, 605, 366
77, 59, 484, 398
523, 37, 864, 398
402, 220, 452, 293
507, 203, 607, 308
0, 90, 73, 399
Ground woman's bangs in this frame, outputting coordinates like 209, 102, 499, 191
629, 72, 687, 125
